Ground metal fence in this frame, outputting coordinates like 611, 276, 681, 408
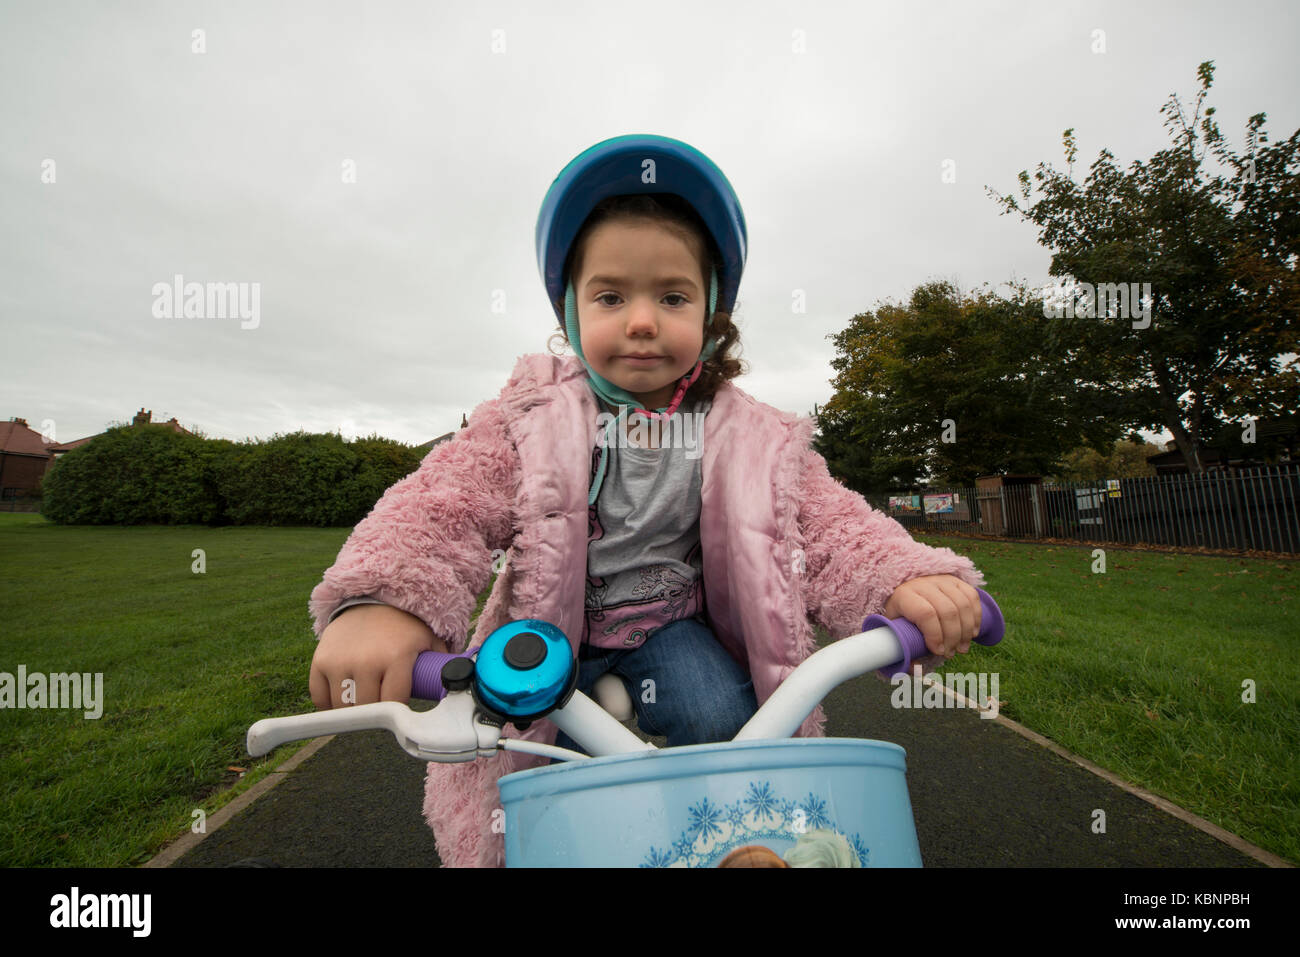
867, 464, 1300, 555
0, 500, 41, 512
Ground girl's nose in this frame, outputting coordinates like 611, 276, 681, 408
625, 297, 659, 334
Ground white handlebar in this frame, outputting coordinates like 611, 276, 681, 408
248, 624, 908, 763
250, 629, 915, 764
548, 688, 658, 755
733, 627, 904, 740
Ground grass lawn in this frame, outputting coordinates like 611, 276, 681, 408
1, 513, 1295, 865
2, 513, 357, 866
914, 532, 1298, 864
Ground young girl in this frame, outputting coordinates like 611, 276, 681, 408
307, 134, 987, 868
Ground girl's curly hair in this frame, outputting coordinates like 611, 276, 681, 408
547, 193, 747, 402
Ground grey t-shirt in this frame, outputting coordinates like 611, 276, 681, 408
582, 396, 711, 649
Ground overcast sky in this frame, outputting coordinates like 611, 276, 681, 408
3, 0, 1297, 448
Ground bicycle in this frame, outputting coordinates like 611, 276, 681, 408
247, 589, 1004, 867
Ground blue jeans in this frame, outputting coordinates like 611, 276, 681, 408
550, 614, 758, 759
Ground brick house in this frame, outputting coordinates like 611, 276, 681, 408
0, 418, 53, 500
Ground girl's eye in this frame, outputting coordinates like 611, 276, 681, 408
595, 293, 688, 307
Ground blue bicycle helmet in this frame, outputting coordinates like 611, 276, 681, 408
536, 134, 748, 326
536, 135, 748, 504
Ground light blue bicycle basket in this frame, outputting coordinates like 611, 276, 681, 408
498, 737, 922, 868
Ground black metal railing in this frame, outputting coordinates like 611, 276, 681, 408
866, 464, 1300, 555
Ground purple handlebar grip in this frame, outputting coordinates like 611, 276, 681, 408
411, 646, 480, 701
865, 588, 1004, 680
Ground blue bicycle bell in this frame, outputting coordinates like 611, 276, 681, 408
470, 620, 578, 729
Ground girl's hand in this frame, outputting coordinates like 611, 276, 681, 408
882, 575, 982, 658
310, 604, 448, 709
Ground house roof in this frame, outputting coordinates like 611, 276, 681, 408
416, 431, 456, 452
0, 420, 51, 456
3, 409, 197, 459
45, 436, 97, 453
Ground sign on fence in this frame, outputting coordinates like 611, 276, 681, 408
1074, 487, 1104, 525
924, 494, 954, 514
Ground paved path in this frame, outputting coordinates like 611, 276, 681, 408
168, 676, 1276, 868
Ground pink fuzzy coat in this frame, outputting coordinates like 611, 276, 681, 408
308, 352, 985, 867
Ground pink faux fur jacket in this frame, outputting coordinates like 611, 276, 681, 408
308, 352, 985, 867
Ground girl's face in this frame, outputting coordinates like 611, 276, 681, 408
574, 220, 707, 410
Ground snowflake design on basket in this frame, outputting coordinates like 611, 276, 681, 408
851, 834, 871, 867
801, 793, 832, 830
689, 798, 726, 844
726, 802, 747, 829
639, 780, 869, 868
744, 781, 780, 822
642, 846, 675, 868
670, 833, 697, 865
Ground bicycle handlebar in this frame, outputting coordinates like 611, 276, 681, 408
247, 588, 1005, 763
867, 586, 1004, 679
411, 646, 479, 701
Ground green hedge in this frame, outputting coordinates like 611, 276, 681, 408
40, 427, 426, 526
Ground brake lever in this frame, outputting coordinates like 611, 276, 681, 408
246, 690, 501, 762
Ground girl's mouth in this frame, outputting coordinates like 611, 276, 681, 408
619, 355, 665, 367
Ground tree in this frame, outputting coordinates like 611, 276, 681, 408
987, 61, 1299, 474
814, 280, 1123, 492
1047, 436, 1163, 483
